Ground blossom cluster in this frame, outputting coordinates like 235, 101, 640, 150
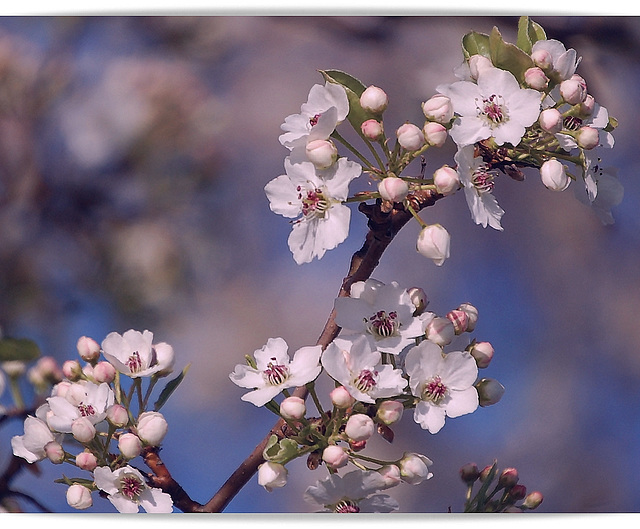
8, 330, 185, 513
230, 278, 505, 512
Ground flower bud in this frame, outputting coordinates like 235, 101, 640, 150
576, 126, 599, 150
479, 464, 494, 482
507, 484, 527, 501
579, 94, 595, 116
378, 176, 409, 203
457, 302, 478, 332
349, 439, 367, 452
66, 484, 93, 510
416, 224, 450, 266
330, 386, 355, 409
426, 317, 455, 347
77, 336, 101, 363
476, 378, 505, 407
106, 404, 129, 428
258, 461, 288, 492
468, 54, 493, 80
459, 463, 480, 483
422, 94, 453, 123
32, 356, 63, 385
560, 75, 587, 105
52, 380, 72, 398
360, 85, 388, 114
378, 464, 402, 487
135, 411, 168, 446
45, 441, 65, 464
531, 48, 553, 70
538, 108, 563, 133
540, 158, 570, 192
62, 360, 83, 381
498, 467, 519, 489
322, 445, 348, 469
376, 400, 404, 425
468, 341, 494, 369
305, 139, 338, 169
397, 123, 425, 151
71, 417, 96, 443
433, 166, 460, 196
75, 450, 98, 471
523, 67, 548, 90
153, 342, 175, 377
446, 309, 469, 335
280, 396, 306, 420
118, 432, 143, 459
361, 119, 384, 140
422, 121, 447, 147
345, 413, 375, 442
407, 287, 429, 315
398, 453, 433, 485
92, 361, 116, 384
522, 491, 544, 509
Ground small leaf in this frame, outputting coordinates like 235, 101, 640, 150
0, 337, 41, 362
517, 17, 548, 54
263, 436, 299, 464
489, 26, 534, 83
320, 69, 375, 135
462, 31, 491, 60
153, 363, 191, 412
604, 116, 618, 132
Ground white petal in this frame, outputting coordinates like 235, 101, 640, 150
445, 387, 479, 418
413, 400, 446, 433
264, 174, 301, 219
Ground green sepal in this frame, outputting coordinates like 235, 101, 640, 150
0, 337, 41, 363
489, 26, 535, 84
263, 434, 300, 464
516, 16, 547, 54
604, 116, 618, 132
461, 31, 491, 60
320, 69, 375, 134
153, 363, 191, 412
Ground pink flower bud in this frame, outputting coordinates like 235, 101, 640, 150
258, 461, 288, 492
361, 119, 384, 140
426, 316, 455, 347
93, 361, 116, 383
457, 302, 478, 332
34, 356, 63, 382
522, 491, 544, 509
446, 309, 469, 335
476, 378, 505, 407
378, 464, 402, 487
531, 48, 553, 69
508, 484, 527, 501
345, 413, 375, 442
76, 450, 98, 471
322, 445, 348, 469
479, 465, 493, 482
579, 94, 595, 116
469, 341, 494, 369
135, 411, 168, 446
378, 176, 409, 203
153, 342, 175, 377
45, 441, 65, 464
106, 404, 129, 428
360, 85, 388, 114
468, 54, 493, 80
524, 67, 549, 90
540, 158, 570, 192
396, 123, 425, 151
407, 287, 429, 315
376, 400, 404, 425
279, 396, 306, 420
71, 417, 96, 443
538, 108, 563, 133
422, 94, 453, 123
77, 336, 101, 362
330, 386, 355, 409
52, 380, 72, 398
305, 139, 338, 169
560, 75, 587, 105
498, 467, 519, 489
433, 166, 460, 196
66, 484, 93, 510
422, 121, 447, 147
399, 453, 433, 485
416, 224, 450, 266
62, 360, 83, 381
118, 432, 143, 459
576, 126, 599, 150
459, 463, 480, 483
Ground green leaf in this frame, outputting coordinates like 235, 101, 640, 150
262, 434, 300, 464
604, 116, 618, 132
320, 69, 375, 133
153, 363, 191, 412
516, 16, 547, 54
489, 26, 535, 83
462, 31, 491, 60
0, 337, 41, 362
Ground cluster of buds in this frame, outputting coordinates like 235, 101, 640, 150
9, 330, 187, 513
460, 461, 543, 513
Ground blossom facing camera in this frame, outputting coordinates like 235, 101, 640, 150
66, 484, 93, 510
396, 123, 425, 151
540, 158, 570, 191
422, 94, 453, 124
345, 413, 375, 442
378, 176, 409, 203
360, 85, 388, 114
305, 139, 338, 169
135, 411, 168, 446
416, 224, 450, 266
258, 461, 288, 492
101, 329, 163, 378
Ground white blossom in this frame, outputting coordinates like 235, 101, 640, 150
101, 329, 166, 378
12, 412, 64, 463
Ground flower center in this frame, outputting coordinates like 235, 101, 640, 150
421, 375, 448, 404
471, 165, 496, 194
309, 113, 321, 127
563, 115, 583, 131
297, 185, 329, 220
354, 369, 378, 393
119, 473, 145, 500
334, 499, 360, 513
263, 358, 290, 386
364, 310, 399, 339
127, 351, 143, 374
77, 402, 96, 417
478, 94, 508, 126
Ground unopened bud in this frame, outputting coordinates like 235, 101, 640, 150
280, 396, 306, 420
71, 417, 96, 443
306, 139, 338, 169
459, 463, 480, 483
479, 464, 494, 482
446, 309, 469, 335
376, 400, 404, 425
468, 54, 493, 80
45, 441, 65, 464
135, 411, 168, 446
523, 67, 549, 90
360, 85, 388, 114
396, 123, 425, 151
469, 341, 494, 368
540, 158, 570, 192
258, 461, 288, 492
398, 453, 433, 485
507, 484, 527, 502
345, 413, 375, 442
330, 386, 355, 409
66, 484, 93, 510
93, 361, 116, 384
62, 360, 83, 381
77, 336, 101, 363
433, 166, 460, 196
361, 119, 384, 140
476, 378, 505, 407
457, 302, 478, 332
322, 445, 348, 469
1, 361, 26, 377
560, 75, 587, 105
416, 224, 450, 267
531, 48, 553, 70
426, 317, 455, 347
106, 404, 129, 428
498, 467, 519, 489
153, 342, 175, 377
75, 450, 98, 471
576, 126, 599, 150
378, 464, 402, 487
378, 176, 409, 203
422, 121, 448, 147
522, 491, 544, 509
538, 108, 563, 133
422, 94, 453, 123
407, 287, 429, 315
579, 94, 595, 116
118, 432, 143, 459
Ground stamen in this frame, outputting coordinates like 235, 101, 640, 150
263, 358, 290, 386
334, 499, 360, 513
309, 113, 321, 127
477, 94, 508, 126
298, 186, 329, 220
77, 403, 96, 417
364, 310, 399, 339
354, 369, 378, 392
472, 165, 496, 194
127, 351, 143, 373
422, 375, 448, 404
563, 115, 583, 131
119, 473, 145, 500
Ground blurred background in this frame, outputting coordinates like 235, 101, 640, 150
0, 15, 638, 513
